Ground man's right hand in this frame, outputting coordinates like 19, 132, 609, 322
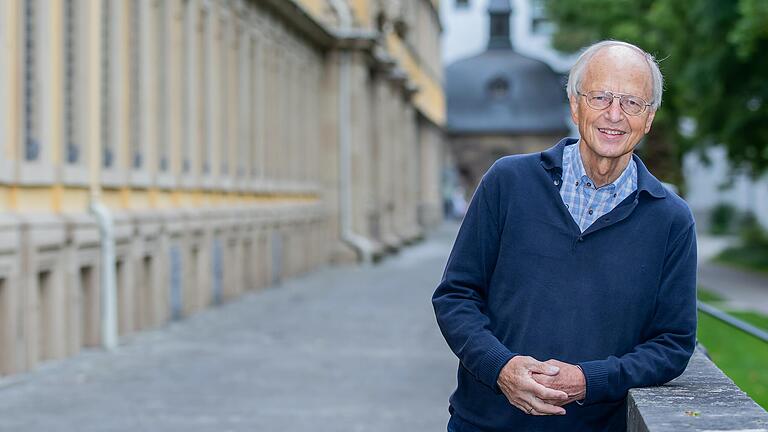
497, 356, 569, 416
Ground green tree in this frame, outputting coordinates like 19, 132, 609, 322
545, 0, 768, 186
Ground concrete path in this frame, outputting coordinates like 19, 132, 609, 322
0, 226, 461, 432
696, 233, 768, 315
698, 262, 768, 315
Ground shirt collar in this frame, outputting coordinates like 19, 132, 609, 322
541, 137, 667, 199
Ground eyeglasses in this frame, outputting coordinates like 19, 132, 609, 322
577, 90, 652, 116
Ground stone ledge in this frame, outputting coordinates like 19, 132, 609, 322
628, 348, 768, 431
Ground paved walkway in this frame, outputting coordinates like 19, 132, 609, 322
0, 226, 461, 432
697, 233, 768, 315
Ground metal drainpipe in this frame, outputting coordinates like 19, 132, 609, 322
90, 200, 118, 350
329, 0, 373, 263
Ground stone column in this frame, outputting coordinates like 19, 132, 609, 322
0, 216, 22, 375
418, 116, 445, 229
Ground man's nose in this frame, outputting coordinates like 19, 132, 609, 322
605, 97, 624, 122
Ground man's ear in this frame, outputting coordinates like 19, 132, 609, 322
569, 96, 580, 125
644, 108, 657, 134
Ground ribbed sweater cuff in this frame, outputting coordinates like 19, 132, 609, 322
477, 344, 516, 393
578, 360, 610, 405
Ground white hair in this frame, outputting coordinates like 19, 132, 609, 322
566, 40, 664, 110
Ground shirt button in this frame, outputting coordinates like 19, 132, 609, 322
565, 204, 569, 208
587, 182, 592, 187
575, 181, 579, 186
554, 179, 560, 186
588, 209, 594, 215
613, 193, 617, 198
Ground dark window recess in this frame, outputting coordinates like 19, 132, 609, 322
65, 0, 78, 164
456, 0, 470, 8
394, 19, 409, 39
103, 148, 113, 168
375, 12, 386, 32
487, 76, 510, 99
24, 0, 40, 161
101, 0, 111, 168
129, 0, 141, 169
67, 144, 79, 164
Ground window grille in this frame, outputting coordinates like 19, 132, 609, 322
23, 0, 40, 161
64, 0, 79, 164
157, 1, 168, 171
101, 0, 112, 168
130, 0, 142, 168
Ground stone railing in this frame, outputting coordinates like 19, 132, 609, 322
628, 348, 768, 431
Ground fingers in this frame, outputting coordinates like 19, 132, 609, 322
530, 372, 555, 386
529, 380, 568, 401
526, 358, 560, 376
510, 397, 566, 416
529, 396, 567, 416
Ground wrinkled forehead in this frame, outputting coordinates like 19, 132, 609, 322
583, 46, 653, 98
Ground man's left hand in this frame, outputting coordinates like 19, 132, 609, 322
531, 359, 586, 406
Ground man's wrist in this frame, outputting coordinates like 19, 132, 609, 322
574, 365, 587, 405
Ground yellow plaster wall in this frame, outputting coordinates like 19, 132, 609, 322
9, 187, 57, 213
386, 33, 446, 126
1, 184, 318, 213
294, 0, 330, 26
57, 188, 90, 213
285, 0, 446, 125
349, 0, 371, 28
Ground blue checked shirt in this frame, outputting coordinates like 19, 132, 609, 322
560, 142, 637, 233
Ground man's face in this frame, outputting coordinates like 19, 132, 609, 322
569, 47, 657, 162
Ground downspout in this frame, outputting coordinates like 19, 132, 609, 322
329, 0, 374, 263
90, 200, 118, 350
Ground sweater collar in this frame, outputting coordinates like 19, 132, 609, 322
541, 138, 667, 199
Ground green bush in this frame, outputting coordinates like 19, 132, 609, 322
709, 203, 739, 235
738, 213, 768, 248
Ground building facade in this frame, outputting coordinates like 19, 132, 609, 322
444, 0, 569, 194
0, 0, 445, 376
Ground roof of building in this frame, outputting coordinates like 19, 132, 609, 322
445, 0, 569, 135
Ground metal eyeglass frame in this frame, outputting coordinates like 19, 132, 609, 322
576, 90, 652, 116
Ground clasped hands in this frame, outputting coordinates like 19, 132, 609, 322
496, 356, 586, 416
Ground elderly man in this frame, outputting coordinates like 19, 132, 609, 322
432, 40, 697, 431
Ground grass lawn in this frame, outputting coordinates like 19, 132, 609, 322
696, 288, 768, 409
717, 243, 768, 275
696, 288, 725, 303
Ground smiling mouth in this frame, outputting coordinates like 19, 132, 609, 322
598, 128, 627, 136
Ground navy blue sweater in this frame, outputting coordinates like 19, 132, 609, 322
432, 139, 697, 431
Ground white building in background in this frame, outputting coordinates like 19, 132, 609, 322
684, 149, 768, 230
441, 0, 577, 73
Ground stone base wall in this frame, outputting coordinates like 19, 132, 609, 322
0, 202, 328, 376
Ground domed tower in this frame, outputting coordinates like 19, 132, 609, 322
445, 0, 569, 194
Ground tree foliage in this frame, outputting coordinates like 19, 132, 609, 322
544, 0, 768, 180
